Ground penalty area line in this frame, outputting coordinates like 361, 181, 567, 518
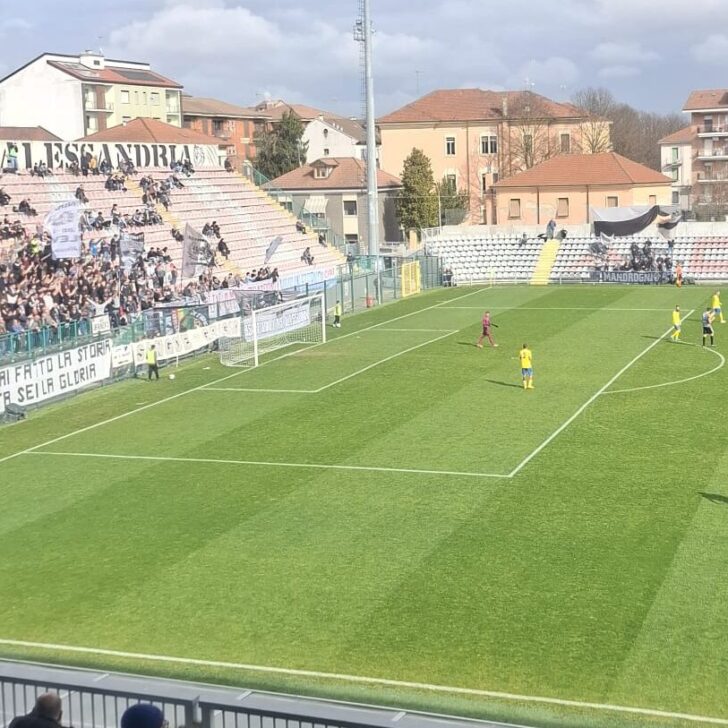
603, 343, 725, 395
0, 286, 489, 467
24, 451, 508, 479
506, 311, 695, 479
0, 640, 726, 726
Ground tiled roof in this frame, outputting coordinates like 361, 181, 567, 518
254, 101, 330, 121
77, 118, 222, 145
493, 152, 671, 188
269, 158, 401, 190
48, 60, 182, 88
0, 126, 61, 141
658, 126, 696, 144
182, 96, 270, 120
684, 89, 728, 111
378, 89, 584, 124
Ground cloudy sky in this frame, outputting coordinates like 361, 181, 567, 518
1, 0, 727, 118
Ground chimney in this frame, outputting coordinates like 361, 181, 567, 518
79, 50, 105, 70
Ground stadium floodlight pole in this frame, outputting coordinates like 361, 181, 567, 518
362, 0, 380, 299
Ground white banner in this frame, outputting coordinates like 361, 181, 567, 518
0, 340, 112, 414
91, 315, 111, 336
44, 200, 82, 259
243, 300, 311, 342
129, 317, 242, 365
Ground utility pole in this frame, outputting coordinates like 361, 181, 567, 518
355, 0, 380, 271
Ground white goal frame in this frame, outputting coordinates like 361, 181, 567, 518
219, 293, 326, 368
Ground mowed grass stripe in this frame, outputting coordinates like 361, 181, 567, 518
3, 284, 727, 728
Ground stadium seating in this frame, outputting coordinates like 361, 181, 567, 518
0, 168, 344, 286
426, 231, 728, 283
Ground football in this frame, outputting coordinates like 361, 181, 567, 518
169, 374, 176, 380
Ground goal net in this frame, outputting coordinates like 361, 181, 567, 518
219, 293, 326, 367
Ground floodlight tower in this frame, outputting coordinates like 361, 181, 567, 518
354, 0, 379, 264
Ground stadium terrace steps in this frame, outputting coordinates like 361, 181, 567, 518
0, 168, 344, 286
426, 231, 728, 283
530, 240, 560, 285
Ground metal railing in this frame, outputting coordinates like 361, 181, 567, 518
0, 661, 498, 728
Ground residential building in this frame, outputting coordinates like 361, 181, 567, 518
0, 51, 183, 140
253, 99, 375, 164
269, 157, 402, 250
666, 89, 728, 219
378, 89, 607, 224
182, 95, 270, 168
493, 152, 672, 226
658, 126, 695, 211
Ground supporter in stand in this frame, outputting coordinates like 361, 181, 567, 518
14, 199, 37, 216
75, 185, 89, 204
8, 693, 65, 728
0, 188, 11, 206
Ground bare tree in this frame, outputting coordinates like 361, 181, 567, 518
572, 87, 685, 170
502, 92, 560, 175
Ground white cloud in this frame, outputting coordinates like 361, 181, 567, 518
598, 65, 641, 79
506, 57, 579, 93
0, 17, 32, 34
591, 42, 659, 65
692, 34, 728, 63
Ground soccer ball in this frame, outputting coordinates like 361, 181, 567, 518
169, 373, 176, 380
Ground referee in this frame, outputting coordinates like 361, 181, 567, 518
146, 344, 159, 380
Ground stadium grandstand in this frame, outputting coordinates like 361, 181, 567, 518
425, 226, 728, 285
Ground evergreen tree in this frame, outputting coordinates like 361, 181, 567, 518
396, 148, 439, 232
253, 110, 309, 180
435, 175, 469, 225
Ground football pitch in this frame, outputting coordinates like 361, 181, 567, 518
3, 284, 728, 728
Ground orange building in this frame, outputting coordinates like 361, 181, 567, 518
182, 96, 270, 169
493, 152, 672, 226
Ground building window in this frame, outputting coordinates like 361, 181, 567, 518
648, 195, 657, 205
492, 172, 499, 183
343, 200, 358, 216
480, 135, 498, 155
313, 166, 329, 179
142, 91, 147, 104
671, 147, 679, 162
134, 91, 139, 104
556, 197, 569, 217
672, 191, 680, 205
151, 92, 159, 106
508, 198, 521, 219
121, 90, 130, 104
481, 173, 488, 194
560, 133, 571, 153
704, 116, 713, 132
445, 173, 457, 189
122, 116, 131, 124
445, 136, 456, 156
323, 148, 330, 156
671, 167, 679, 181
323, 128, 329, 138
606, 196, 618, 207
345, 234, 359, 246
523, 134, 533, 158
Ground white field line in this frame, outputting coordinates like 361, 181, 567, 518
313, 331, 457, 392
0, 639, 726, 727
204, 331, 459, 394
373, 328, 456, 333
506, 310, 695, 479
603, 343, 725, 395
443, 306, 677, 311
25, 451, 508, 479
0, 287, 490, 466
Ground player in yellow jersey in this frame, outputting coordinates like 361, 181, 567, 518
519, 344, 533, 390
711, 291, 725, 324
670, 305, 682, 342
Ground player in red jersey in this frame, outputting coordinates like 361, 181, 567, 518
476, 310, 499, 348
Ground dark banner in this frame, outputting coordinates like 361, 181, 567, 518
182, 223, 214, 278
591, 270, 664, 284
119, 231, 145, 270
593, 206, 661, 237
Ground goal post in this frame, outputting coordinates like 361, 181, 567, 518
219, 293, 326, 368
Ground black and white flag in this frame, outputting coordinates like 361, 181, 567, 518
264, 235, 283, 264
120, 231, 145, 270
182, 223, 214, 278
45, 200, 82, 259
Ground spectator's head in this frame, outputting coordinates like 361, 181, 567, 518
32, 693, 63, 722
120, 704, 165, 728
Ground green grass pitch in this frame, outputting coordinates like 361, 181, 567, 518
2, 284, 728, 728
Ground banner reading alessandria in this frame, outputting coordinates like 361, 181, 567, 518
0, 340, 113, 414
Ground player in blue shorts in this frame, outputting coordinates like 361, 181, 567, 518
519, 344, 533, 390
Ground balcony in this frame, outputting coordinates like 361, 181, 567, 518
696, 172, 728, 182
697, 125, 728, 136
697, 149, 728, 160
84, 99, 114, 112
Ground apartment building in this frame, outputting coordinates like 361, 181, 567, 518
183, 95, 270, 168
378, 89, 607, 224
0, 51, 183, 140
